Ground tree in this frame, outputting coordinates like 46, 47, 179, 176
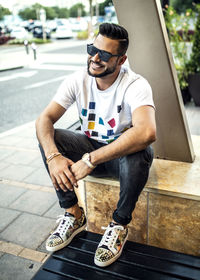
99, 0, 113, 16
57, 8, 69, 18
69, 3, 86, 18
44, 6, 57, 20
171, 0, 199, 14
0, 5, 11, 20
18, 7, 37, 20
188, 4, 200, 73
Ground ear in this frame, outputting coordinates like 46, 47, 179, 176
118, 55, 127, 65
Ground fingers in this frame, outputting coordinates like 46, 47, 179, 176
50, 169, 77, 192
48, 156, 78, 192
59, 173, 74, 192
51, 175, 60, 192
64, 169, 78, 187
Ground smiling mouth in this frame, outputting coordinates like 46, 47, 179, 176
90, 61, 104, 70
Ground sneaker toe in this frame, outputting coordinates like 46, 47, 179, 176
46, 235, 63, 247
95, 247, 113, 263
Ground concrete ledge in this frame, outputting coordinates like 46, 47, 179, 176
83, 135, 200, 256
85, 135, 200, 201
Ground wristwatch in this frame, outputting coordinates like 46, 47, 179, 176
82, 153, 96, 169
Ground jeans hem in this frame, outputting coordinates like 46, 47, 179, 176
59, 196, 78, 209
112, 210, 131, 225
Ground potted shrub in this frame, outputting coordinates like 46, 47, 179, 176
187, 4, 200, 106
164, 6, 195, 104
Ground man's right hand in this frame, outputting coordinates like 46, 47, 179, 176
48, 155, 77, 192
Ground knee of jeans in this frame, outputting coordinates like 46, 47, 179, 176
120, 146, 154, 169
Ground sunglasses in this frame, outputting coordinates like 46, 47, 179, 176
87, 44, 122, 62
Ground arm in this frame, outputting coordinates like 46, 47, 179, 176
71, 105, 156, 179
35, 101, 77, 192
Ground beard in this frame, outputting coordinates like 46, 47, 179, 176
87, 58, 118, 78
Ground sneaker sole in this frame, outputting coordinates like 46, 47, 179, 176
94, 232, 128, 267
46, 223, 87, 252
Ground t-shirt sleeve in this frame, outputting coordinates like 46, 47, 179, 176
124, 77, 155, 113
52, 71, 80, 110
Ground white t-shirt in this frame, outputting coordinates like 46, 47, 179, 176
53, 66, 155, 144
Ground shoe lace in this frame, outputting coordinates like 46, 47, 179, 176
100, 224, 124, 250
55, 214, 75, 237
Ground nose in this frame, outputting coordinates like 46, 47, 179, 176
92, 52, 101, 62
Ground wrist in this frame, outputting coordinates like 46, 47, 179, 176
46, 152, 61, 164
81, 153, 96, 169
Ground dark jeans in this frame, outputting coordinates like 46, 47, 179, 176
39, 129, 153, 225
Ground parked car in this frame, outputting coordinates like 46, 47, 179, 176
32, 26, 51, 39
10, 27, 31, 39
55, 25, 73, 39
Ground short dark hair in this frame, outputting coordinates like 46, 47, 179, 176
98, 22, 129, 55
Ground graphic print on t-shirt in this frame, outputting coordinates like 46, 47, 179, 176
81, 100, 122, 143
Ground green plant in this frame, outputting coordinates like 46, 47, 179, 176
164, 5, 195, 89
76, 30, 88, 40
76, 28, 98, 40
187, 4, 200, 73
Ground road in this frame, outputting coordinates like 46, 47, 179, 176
0, 39, 87, 133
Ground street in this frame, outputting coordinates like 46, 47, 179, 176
0, 39, 87, 133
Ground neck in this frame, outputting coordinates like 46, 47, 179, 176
95, 69, 120, 91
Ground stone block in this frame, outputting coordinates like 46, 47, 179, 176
0, 162, 9, 171
10, 189, 56, 215
0, 164, 36, 181
0, 148, 15, 160
148, 193, 200, 256
19, 248, 48, 263
0, 241, 23, 255
5, 150, 38, 165
14, 138, 38, 150
0, 183, 26, 207
85, 181, 148, 244
43, 201, 61, 219
0, 136, 22, 147
0, 253, 41, 280
0, 213, 55, 249
23, 168, 52, 186
29, 156, 45, 168
0, 207, 21, 231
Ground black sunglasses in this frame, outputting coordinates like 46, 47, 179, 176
87, 44, 122, 62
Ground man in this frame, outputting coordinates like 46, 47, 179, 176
36, 23, 156, 267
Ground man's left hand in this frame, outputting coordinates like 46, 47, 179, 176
71, 160, 93, 181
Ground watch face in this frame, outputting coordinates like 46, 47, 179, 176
83, 153, 89, 160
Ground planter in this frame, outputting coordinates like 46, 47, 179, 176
188, 73, 200, 106
181, 87, 191, 105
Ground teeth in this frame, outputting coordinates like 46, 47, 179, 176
91, 62, 103, 69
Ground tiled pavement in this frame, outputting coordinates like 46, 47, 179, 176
0, 105, 79, 280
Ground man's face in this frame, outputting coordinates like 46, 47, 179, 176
87, 34, 121, 78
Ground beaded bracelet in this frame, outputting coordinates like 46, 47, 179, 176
46, 152, 61, 164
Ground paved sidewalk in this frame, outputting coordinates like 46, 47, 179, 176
0, 105, 79, 280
